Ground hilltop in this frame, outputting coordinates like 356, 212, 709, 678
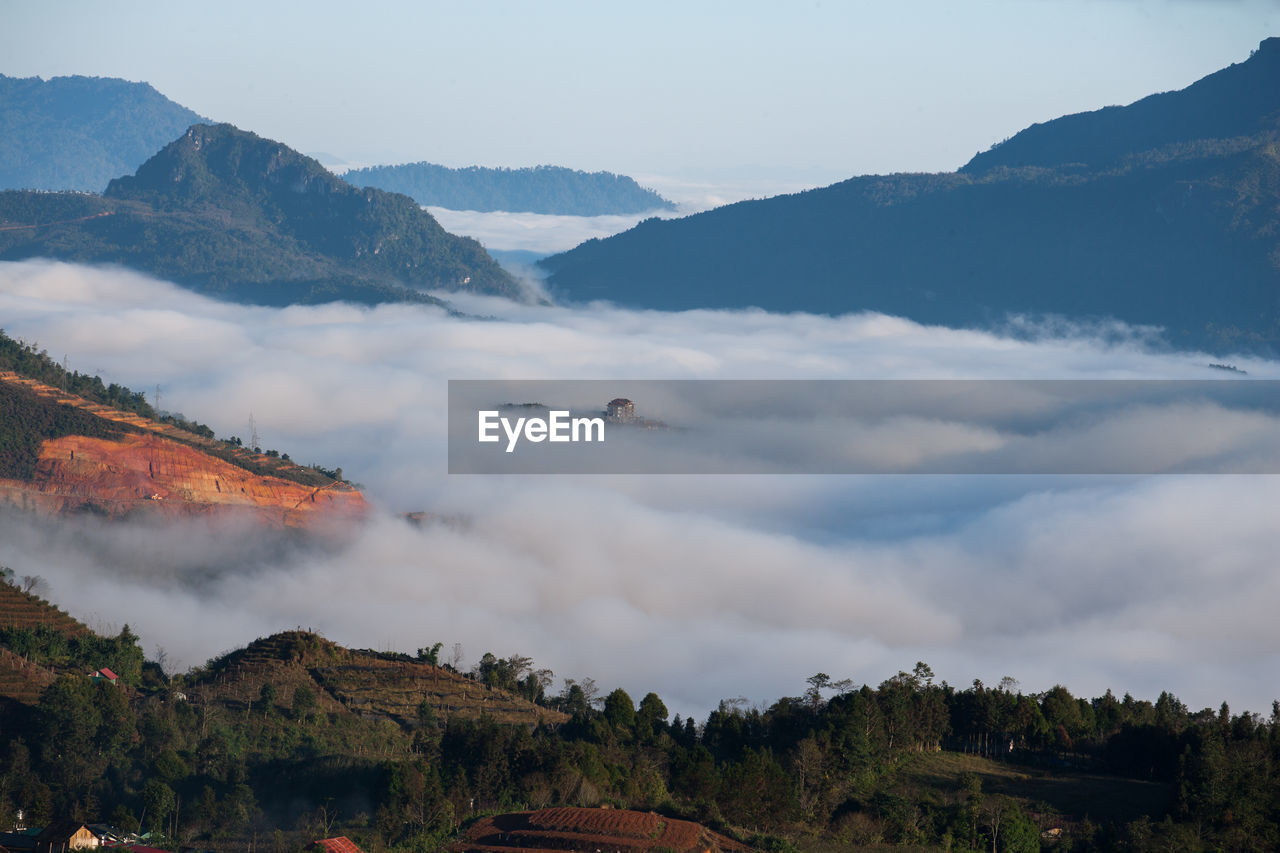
0, 74, 206, 192
541, 39, 1280, 353
0, 124, 521, 306
344, 162, 676, 216
189, 630, 566, 730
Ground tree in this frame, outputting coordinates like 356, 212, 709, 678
417, 642, 443, 665
142, 779, 176, 835
637, 692, 669, 738
805, 673, 831, 709
292, 685, 318, 722
35, 675, 134, 795
603, 688, 636, 732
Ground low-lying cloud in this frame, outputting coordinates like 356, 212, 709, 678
1, 259, 1277, 718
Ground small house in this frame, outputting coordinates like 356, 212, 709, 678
88, 668, 118, 685
309, 838, 366, 853
33, 819, 99, 851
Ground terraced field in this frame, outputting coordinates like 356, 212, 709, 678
0, 580, 90, 637
454, 807, 748, 853
0, 581, 92, 707
193, 630, 567, 728
0, 646, 57, 705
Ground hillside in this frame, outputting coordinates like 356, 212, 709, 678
344, 162, 676, 215
0, 577, 143, 716
453, 807, 747, 853
0, 124, 521, 305
0, 580, 88, 707
0, 74, 207, 192
1, 589, 1277, 851
0, 334, 368, 526
962, 37, 1280, 173
540, 39, 1280, 354
0, 576, 90, 640
191, 630, 568, 729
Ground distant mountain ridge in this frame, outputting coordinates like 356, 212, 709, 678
344, 161, 675, 215
0, 123, 520, 305
541, 39, 1280, 353
0, 74, 206, 192
963, 37, 1280, 174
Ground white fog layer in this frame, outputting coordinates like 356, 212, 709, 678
2, 259, 1277, 718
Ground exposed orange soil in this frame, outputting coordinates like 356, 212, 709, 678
0, 432, 367, 527
0, 370, 368, 528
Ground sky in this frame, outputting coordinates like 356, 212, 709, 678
3, 0, 1278, 190
3, 260, 1280, 719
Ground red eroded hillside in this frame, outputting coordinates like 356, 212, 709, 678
0, 432, 367, 527
0, 369, 367, 528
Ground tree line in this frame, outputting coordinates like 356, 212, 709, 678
3, 626, 1278, 852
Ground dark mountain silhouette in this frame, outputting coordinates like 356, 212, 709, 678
0, 124, 520, 305
344, 161, 675, 216
0, 74, 206, 192
963, 37, 1280, 173
540, 39, 1280, 353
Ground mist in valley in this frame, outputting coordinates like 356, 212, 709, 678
2, 259, 1278, 718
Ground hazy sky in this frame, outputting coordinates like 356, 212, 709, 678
3, 0, 1277, 186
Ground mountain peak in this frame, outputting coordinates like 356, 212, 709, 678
107, 122, 338, 209
88, 122, 523, 300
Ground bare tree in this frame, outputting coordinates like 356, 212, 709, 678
580, 677, 603, 709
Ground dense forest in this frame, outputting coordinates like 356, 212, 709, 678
0, 74, 206, 192
2, 578, 1277, 853
344, 162, 675, 216
541, 39, 1280, 354
0, 124, 520, 306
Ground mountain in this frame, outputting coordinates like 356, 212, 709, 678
540, 39, 1280, 353
0, 331, 367, 527
0, 74, 206, 192
962, 38, 1280, 174
0, 123, 521, 305
343, 162, 675, 216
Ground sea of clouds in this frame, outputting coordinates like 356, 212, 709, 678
2, 258, 1278, 718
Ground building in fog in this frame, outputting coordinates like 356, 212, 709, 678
605, 398, 635, 423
